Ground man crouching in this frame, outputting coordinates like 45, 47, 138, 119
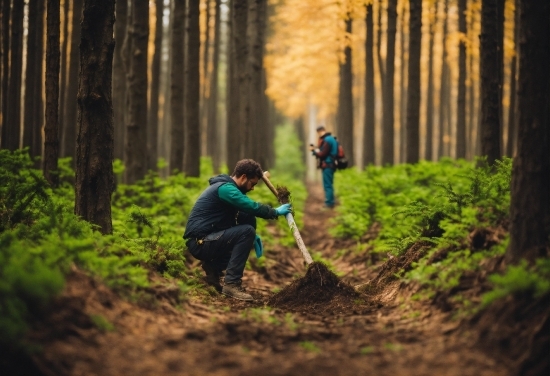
184, 159, 292, 301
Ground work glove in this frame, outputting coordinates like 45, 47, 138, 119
254, 235, 263, 258
275, 203, 292, 216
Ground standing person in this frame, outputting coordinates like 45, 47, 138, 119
310, 125, 338, 208
184, 159, 292, 301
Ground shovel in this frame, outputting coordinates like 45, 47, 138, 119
262, 171, 313, 265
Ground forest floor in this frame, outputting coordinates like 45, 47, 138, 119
22, 185, 515, 376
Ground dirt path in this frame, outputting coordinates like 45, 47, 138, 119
28, 185, 509, 376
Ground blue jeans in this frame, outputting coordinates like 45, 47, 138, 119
186, 225, 255, 284
322, 167, 335, 207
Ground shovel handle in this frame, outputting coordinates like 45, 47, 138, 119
262, 171, 313, 265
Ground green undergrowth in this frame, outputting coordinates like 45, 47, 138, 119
0, 147, 306, 348
334, 157, 549, 312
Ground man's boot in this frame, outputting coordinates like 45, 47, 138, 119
201, 262, 222, 292
222, 280, 254, 301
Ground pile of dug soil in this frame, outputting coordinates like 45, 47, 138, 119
267, 262, 372, 315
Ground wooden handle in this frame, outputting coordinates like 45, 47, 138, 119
262, 171, 313, 265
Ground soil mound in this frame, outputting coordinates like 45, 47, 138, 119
267, 262, 371, 315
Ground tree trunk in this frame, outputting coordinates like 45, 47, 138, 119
363, 3, 375, 167
207, 0, 221, 170
399, 0, 407, 163
506, 0, 518, 157
455, 0, 467, 159
170, 0, 185, 174
405, 0, 421, 164
112, 0, 127, 161
125, 0, 149, 183
438, 0, 449, 159
59, 0, 69, 156
200, 0, 211, 156
479, 0, 501, 165
184, 0, 200, 176
247, 0, 267, 166
425, 0, 437, 161
382, 0, 398, 165
75, 0, 115, 235
2, 0, 24, 150
376, 0, 385, 92
337, 16, 354, 166
44, 0, 60, 187
508, 0, 550, 262
61, 0, 82, 163
227, 0, 248, 168
23, 0, 45, 162
148, 0, 163, 171
0, 0, 10, 145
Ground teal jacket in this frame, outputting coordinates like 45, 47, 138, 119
183, 175, 277, 239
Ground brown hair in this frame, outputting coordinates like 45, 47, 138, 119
231, 159, 263, 179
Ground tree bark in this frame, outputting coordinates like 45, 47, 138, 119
44, 0, 60, 187
207, 0, 221, 170
61, 0, 83, 163
337, 16, 354, 166
438, 0, 449, 159
506, 0, 518, 157
508, 0, 550, 262
376, 0, 385, 92
112, 0, 127, 161
399, 0, 407, 163
425, 1, 437, 161
170, 0, 185, 173
75, 0, 115, 235
0, 0, 10, 145
479, 0, 501, 165
227, 0, 248, 168
23, 0, 45, 162
148, 0, 163, 171
405, 0, 421, 164
382, 0, 398, 165
455, 0, 467, 159
125, 0, 149, 183
2, 0, 24, 150
184, 0, 200, 176
59, 0, 69, 156
363, 3, 375, 167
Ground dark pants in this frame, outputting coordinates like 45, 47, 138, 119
187, 223, 255, 284
322, 167, 335, 207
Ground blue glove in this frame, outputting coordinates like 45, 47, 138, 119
275, 203, 292, 216
254, 235, 263, 258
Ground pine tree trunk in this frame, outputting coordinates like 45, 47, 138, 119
207, 0, 221, 170
227, 0, 248, 168
23, 0, 45, 162
376, 1, 385, 92
405, 0, 421, 164
44, 0, 60, 186
337, 16, 354, 166
399, 0, 407, 163
382, 0, 398, 165
2, 0, 24, 150
455, 0, 467, 159
200, 0, 211, 155
480, 0, 501, 165
148, 0, 163, 171
508, 0, 550, 262
61, 0, 83, 163
363, 3, 375, 166
59, 0, 69, 156
247, 0, 267, 166
0, 0, 10, 142
425, 0, 437, 161
506, 0, 519, 157
75, 0, 115, 235
184, 0, 200, 176
113, 0, 127, 161
125, 0, 149, 183
438, 0, 449, 159
170, 0, 185, 173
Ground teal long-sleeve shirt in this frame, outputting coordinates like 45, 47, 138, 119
218, 183, 278, 219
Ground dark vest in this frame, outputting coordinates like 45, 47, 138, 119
183, 177, 238, 239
